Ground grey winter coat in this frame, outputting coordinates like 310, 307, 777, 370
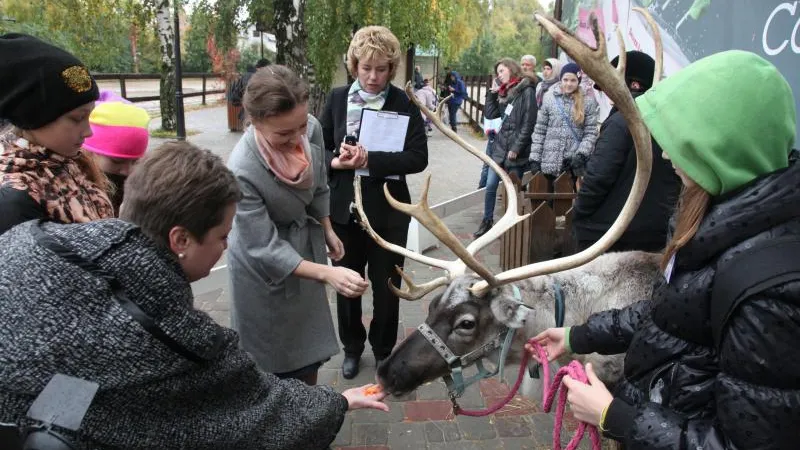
0, 220, 348, 449
227, 115, 339, 374
530, 84, 599, 176
483, 75, 538, 170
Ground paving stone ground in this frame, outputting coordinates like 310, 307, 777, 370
170, 106, 601, 450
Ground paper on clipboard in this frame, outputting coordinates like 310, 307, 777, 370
356, 109, 409, 180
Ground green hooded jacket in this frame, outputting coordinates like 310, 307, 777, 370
636, 50, 796, 195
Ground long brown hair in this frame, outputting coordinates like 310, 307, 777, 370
570, 88, 585, 125
661, 183, 711, 271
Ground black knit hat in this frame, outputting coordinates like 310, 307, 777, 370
0, 33, 99, 130
595, 50, 656, 93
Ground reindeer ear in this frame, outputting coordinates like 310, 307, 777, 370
490, 294, 531, 328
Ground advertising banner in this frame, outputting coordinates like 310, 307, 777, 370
560, 0, 799, 133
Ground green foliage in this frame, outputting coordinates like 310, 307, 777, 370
450, 0, 549, 76
183, 6, 214, 72
306, 0, 487, 91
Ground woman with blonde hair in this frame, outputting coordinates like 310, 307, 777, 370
321, 25, 428, 379
530, 62, 598, 181
227, 65, 368, 386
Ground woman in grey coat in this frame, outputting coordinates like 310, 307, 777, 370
227, 66, 368, 385
530, 63, 599, 181
0, 141, 387, 450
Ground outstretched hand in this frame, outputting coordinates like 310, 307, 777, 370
343, 384, 389, 412
526, 327, 568, 363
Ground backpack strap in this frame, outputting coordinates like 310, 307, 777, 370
711, 235, 800, 348
31, 221, 225, 363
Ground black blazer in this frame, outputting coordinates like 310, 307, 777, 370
320, 83, 428, 227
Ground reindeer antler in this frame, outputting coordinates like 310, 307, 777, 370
467, 12, 655, 296
632, 7, 663, 86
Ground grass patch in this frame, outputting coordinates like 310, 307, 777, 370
150, 128, 201, 139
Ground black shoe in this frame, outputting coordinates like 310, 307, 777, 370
473, 219, 493, 238
342, 354, 360, 379
451, 125, 457, 133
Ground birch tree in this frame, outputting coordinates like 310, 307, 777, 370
154, 0, 176, 131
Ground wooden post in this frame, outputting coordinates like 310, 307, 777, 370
201, 74, 207, 105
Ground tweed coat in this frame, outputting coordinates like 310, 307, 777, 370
227, 115, 339, 374
530, 84, 599, 176
0, 220, 348, 449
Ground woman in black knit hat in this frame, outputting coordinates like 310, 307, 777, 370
0, 33, 114, 235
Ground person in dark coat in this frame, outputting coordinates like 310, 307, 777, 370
444, 70, 467, 132
321, 26, 428, 380
0, 141, 389, 450
474, 57, 538, 238
529, 51, 799, 449
573, 51, 681, 252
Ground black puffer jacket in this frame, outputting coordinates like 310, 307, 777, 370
573, 107, 681, 251
483, 75, 537, 170
570, 161, 800, 449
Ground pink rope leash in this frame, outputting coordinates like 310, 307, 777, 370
455, 338, 601, 450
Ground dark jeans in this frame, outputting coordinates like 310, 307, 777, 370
478, 132, 496, 189
333, 220, 406, 359
483, 165, 525, 221
447, 102, 460, 129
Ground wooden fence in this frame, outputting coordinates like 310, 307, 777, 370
91, 72, 225, 105
461, 75, 493, 133
499, 172, 578, 271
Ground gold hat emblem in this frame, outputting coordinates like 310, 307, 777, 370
61, 65, 93, 93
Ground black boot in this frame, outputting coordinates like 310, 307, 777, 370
342, 354, 360, 379
451, 125, 457, 133
473, 219, 493, 238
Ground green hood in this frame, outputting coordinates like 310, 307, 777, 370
636, 50, 796, 196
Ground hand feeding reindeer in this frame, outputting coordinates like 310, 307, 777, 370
354, 8, 663, 410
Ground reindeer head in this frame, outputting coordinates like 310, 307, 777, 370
377, 276, 533, 395
362, 9, 662, 396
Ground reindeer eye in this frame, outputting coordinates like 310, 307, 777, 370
458, 319, 476, 330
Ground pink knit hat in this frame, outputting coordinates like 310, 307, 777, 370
83, 90, 150, 159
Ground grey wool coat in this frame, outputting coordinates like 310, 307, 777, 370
0, 220, 348, 449
227, 115, 340, 374
530, 84, 599, 176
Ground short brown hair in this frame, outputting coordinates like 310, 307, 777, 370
120, 141, 241, 248
243, 65, 309, 121
347, 26, 402, 82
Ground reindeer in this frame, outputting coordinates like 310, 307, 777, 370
354, 10, 664, 403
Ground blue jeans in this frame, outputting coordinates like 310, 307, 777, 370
483, 165, 524, 221
478, 133, 495, 189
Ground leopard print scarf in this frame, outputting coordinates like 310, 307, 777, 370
0, 132, 114, 224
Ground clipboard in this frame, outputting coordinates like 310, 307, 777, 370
356, 108, 410, 180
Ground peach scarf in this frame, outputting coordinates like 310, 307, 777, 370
254, 130, 314, 190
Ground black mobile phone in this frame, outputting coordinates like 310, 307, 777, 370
345, 135, 357, 146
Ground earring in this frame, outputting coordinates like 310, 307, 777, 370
178, 253, 185, 259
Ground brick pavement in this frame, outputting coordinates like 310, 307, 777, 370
177, 107, 598, 450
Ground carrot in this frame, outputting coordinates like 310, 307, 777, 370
364, 384, 383, 395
